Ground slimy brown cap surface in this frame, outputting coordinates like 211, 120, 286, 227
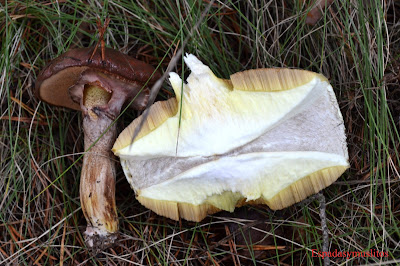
35, 47, 161, 110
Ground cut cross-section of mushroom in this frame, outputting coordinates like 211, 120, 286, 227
113, 54, 349, 222
35, 47, 160, 251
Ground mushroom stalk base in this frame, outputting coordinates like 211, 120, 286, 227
81, 112, 118, 251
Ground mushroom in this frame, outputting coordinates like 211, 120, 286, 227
112, 54, 349, 222
35, 47, 160, 250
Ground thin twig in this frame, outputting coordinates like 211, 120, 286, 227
318, 192, 330, 266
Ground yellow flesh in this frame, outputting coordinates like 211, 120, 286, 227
113, 54, 349, 221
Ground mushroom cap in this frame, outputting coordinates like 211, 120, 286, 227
113, 54, 349, 222
35, 47, 161, 111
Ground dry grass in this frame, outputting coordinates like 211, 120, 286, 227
1, 0, 400, 265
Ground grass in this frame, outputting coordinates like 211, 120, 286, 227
1, 0, 400, 265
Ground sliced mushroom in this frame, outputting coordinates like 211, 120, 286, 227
113, 54, 349, 222
35, 47, 160, 251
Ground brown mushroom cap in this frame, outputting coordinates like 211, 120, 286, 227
35, 47, 161, 111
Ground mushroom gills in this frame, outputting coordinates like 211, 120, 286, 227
113, 54, 349, 222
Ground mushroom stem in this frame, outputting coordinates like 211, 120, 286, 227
80, 85, 118, 250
